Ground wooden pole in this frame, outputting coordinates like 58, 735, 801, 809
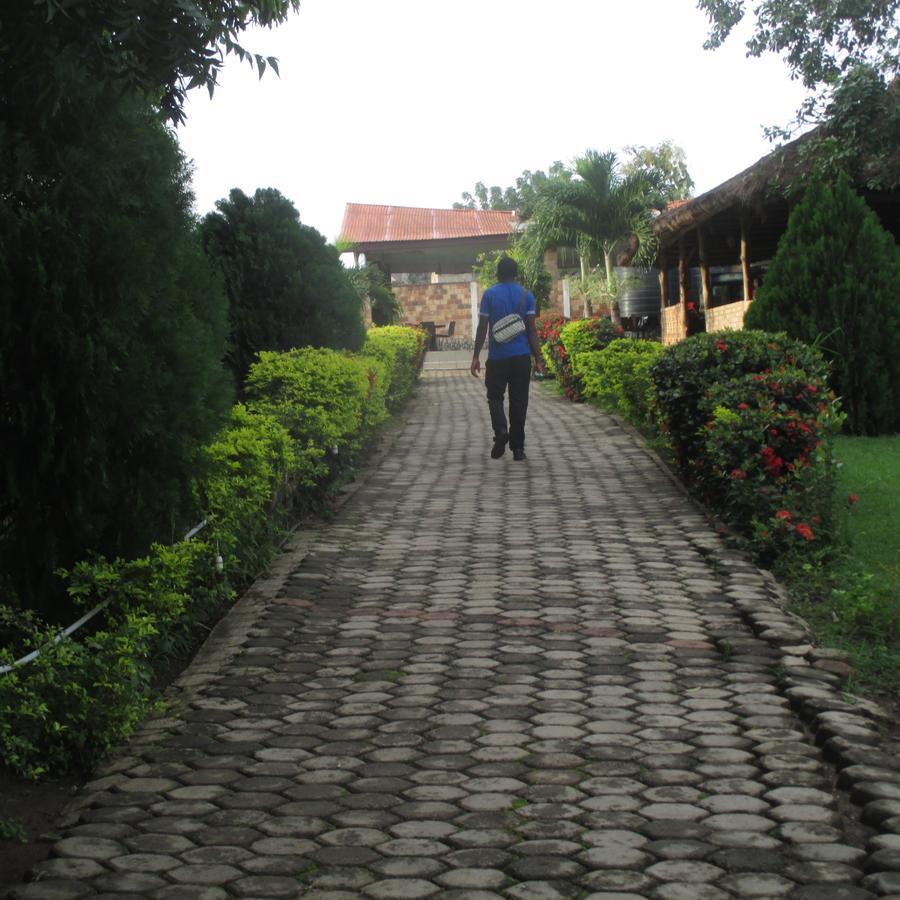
740, 217, 751, 302
698, 228, 711, 310
658, 250, 668, 311
678, 236, 688, 338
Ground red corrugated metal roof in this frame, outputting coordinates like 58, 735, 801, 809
340, 203, 517, 244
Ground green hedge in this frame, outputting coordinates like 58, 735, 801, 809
0, 327, 425, 778
362, 325, 428, 407
536, 316, 623, 401
575, 338, 665, 429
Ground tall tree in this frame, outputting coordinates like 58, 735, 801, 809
622, 141, 695, 208
201, 188, 365, 388
525, 150, 661, 325
454, 163, 569, 219
0, 86, 233, 616
743, 173, 900, 435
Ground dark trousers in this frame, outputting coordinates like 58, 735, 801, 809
485, 354, 532, 451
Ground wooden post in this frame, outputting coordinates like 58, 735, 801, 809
740, 216, 751, 302
698, 228, 711, 310
678, 236, 688, 338
658, 250, 668, 312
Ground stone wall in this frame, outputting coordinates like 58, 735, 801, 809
661, 305, 685, 345
394, 281, 475, 339
706, 299, 753, 333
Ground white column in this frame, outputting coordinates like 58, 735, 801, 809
470, 281, 479, 340
563, 277, 571, 319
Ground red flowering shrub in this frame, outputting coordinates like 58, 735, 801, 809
651, 330, 844, 563
536, 315, 567, 378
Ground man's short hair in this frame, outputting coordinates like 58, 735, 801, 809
497, 256, 518, 281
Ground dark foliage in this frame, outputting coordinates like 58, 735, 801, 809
0, 72, 233, 617
0, 1, 300, 126
744, 174, 900, 435
200, 188, 365, 389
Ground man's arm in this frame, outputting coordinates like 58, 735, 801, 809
525, 317, 546, 375
470, 316, 489, 377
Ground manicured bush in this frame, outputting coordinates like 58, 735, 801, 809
743, 173, 900, 435
362, 325, 428, 407
245, 348, 371, 481
651, 330, 844, 560
537, 316, 623, 401
198, 404, 297, 584
575, 338, 664, 428
651, 330, 831, 476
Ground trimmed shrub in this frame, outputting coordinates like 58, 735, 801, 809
651, 330, 844, 560
651, 331, 831, 476
198, 404, 297, 584
362, 326, 428, 407
743, 173, 900, 435
575, 338, 665, 428
244, 348, 370, 483
537, 316, 623, 401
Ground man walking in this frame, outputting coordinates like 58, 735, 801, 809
470, 257, 546, 460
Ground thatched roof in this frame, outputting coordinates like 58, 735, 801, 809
652, 130, 821, 244
653, 83, 900, 246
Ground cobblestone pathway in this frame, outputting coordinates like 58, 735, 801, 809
10, 372, 900, 899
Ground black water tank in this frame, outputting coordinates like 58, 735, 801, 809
613, 267, 662, 317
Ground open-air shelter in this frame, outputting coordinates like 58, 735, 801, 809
340, 203, 518, 342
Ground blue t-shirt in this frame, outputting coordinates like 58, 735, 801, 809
480, 282, 536, 360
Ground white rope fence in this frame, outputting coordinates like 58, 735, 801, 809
0, 518, 211, 676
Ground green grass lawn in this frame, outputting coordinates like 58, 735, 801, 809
791, 434, 900, 694
834, 435, 900, 592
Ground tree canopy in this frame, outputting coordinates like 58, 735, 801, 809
454, 163, 569, 219
0, 1, 300, 125
698, 0, 899, 125
622, 141, 695, 208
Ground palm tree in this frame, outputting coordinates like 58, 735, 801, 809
525, 150, 660, 325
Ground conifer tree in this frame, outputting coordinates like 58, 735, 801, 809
744, 174, 900, 434
201, 188, 365, 389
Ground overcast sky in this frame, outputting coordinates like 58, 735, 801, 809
177, 0, 811, 243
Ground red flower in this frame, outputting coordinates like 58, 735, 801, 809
730, 468, 747, 480
775, 510, 793, 522
794, 523, 815, 541
716, 341, 727, 351
847, 493, 859, 506
738, 402, 749, 410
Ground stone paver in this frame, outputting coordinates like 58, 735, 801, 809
6, 369, 897, 899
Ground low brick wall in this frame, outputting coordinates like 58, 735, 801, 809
395, 282, 474, 339
661, 305, 685, 345
706, 299, 753, 333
